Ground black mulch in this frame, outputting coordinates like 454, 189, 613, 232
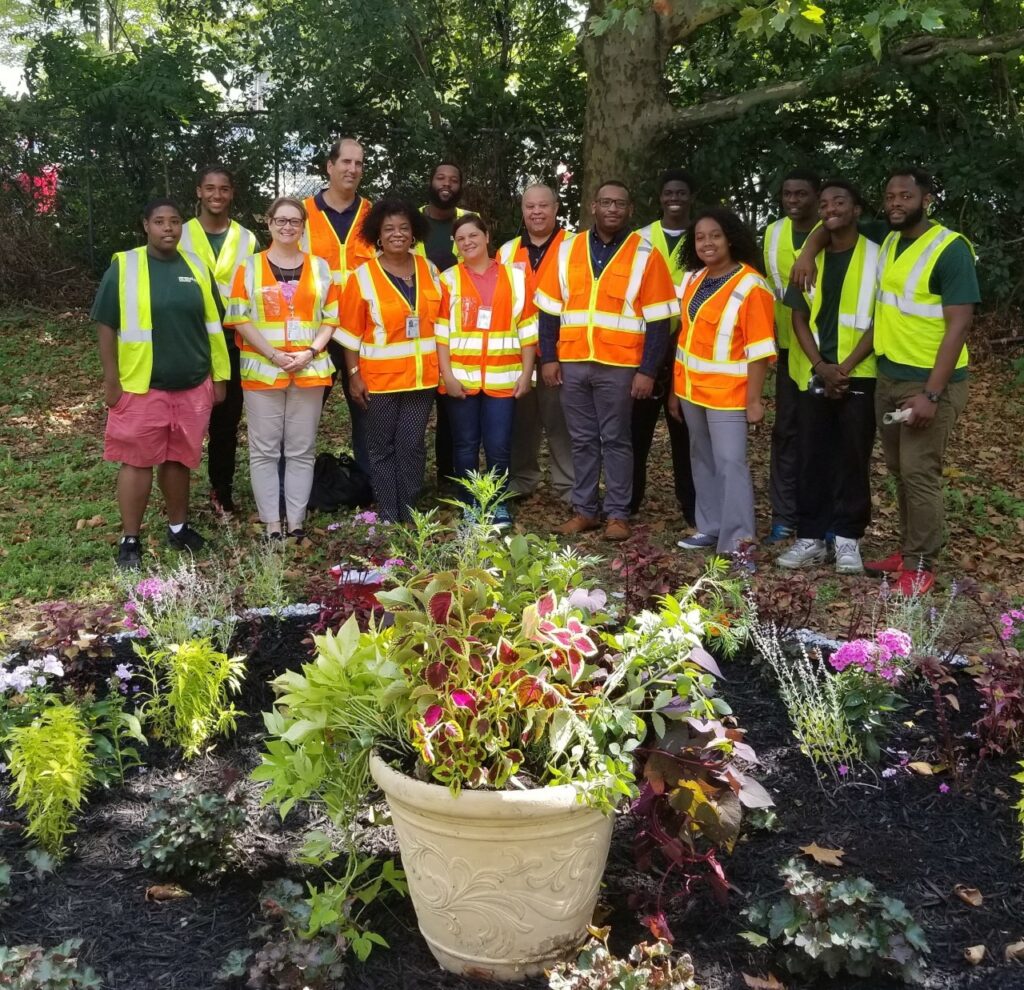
2, 616, 1023, 990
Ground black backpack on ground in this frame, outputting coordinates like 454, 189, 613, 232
306, 452, 374, 511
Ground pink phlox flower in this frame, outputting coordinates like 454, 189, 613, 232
837, 764, 849, 777
938, 783, 950, 794
134, 577, 174, 601
829, 639, 873, 673
876, 628, 912, 659
353, 511, 378, 525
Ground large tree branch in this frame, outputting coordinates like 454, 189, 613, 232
643, 27, 1024, 133
662, 0, 741, 46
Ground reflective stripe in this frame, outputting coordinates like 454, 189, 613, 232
624, 240, 650, 307
713, 274, 762, 362
642, 300, 678, 322
120, 249, 148, 340
746, 338, 777, 361
362, 338, 438, 360
561, 310, 643, 332
854, 239, 879, 330
765, 220, 786, 299
496, 238, 519, 264
684, 352, 748, 376
877, 290, 944, 319
535, 288, 562, 314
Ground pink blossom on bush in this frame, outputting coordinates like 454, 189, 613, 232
876, 628, 912, 659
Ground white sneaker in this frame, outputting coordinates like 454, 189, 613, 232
834, 536, 864, 574
777, 538, 827, 569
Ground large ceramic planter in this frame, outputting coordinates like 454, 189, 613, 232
369, 752, 614, 981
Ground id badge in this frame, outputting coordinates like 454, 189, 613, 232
405, 316, 421, 339
476, 307, 493, 330
285, 317, 302, 337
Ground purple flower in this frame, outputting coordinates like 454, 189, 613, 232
114, 663, 133, 681
353, 511, 378, 525
876, 628, 912, 659
135, 577, 173, 601
938, 783, 950, 794
830, 639, 872, 673
881, 768, 897, 778
837, 764, 849, 777
327, 522, 342, 532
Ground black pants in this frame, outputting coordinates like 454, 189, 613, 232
323, 339, 370, 476
630, 360, 695, 524
207, 343, 243, 496
796, 378, 876, 540
434, 392, 454, 487
769, 349, 801, 528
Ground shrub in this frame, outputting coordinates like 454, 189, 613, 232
136, 781, 245, 879
5, 702, 94, 857
972, 646, 1024, 758
0, 940, 101, 989
742, 859, 930, 984
135, 638, 245, 758
547, 927, 699, 990
1014, 761, 1024, 861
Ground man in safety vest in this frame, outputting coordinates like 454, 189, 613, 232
634, 168, 697, 527
536, 180, 678, 542
178, 164, 256, 517
763, 168, 821, 544
776, 179, 879, 576
416, 161, 469, 492
865, 167, 978, 595
500, 183, 574, 504
301, 137, 375, 475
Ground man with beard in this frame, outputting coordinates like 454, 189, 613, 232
416, 161, 469, 491
632, 168, 697, 526
536, 180, 678, 542
301, 137, 375, 475
763, 168, 821, 544
500, 183, 574, 503
866, 168, 978, 594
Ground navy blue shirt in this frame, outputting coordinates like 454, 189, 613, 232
314, 191, 358, 243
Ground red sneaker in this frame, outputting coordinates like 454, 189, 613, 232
864, 551, 903, 575
893, 569, 935, 597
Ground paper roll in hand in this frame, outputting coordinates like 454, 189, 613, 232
882, 408, 914, 426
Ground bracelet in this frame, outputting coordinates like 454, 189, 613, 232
349, 366, 361, 377
307, 346, 319, 357
812, 360, 823, 370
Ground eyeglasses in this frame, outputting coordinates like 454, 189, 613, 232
596, 198, 629, 209
270, 217, 304, 229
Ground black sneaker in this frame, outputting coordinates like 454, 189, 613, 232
209, 488, 236, 517
288, 528, 309, 545
167, 523, 206, 552
116, 535, 142, 570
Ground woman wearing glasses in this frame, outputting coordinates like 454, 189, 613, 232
225, 196, 339, 541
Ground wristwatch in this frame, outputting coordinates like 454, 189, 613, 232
923, 389, 942, 404
307, 345, 320, 358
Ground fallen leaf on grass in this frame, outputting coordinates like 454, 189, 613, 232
954, 884, 984, 907
1005, 940, 1024, 963
964, 945, 986, 965
75, 514, 104, 530
908, 761, 935, 775
742, 974, 787, 989
145, 883, 190, 902
799, 842, 845, 867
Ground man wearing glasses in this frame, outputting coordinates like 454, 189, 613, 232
301, 137, 375, 475
535, 181, 678, 541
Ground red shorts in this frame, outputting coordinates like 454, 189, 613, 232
104, 378, 214, 469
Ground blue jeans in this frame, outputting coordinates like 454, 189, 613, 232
445, 393, 516, 499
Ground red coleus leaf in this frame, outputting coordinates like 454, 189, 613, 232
566, 650, 584, 684
549, 629, 574, 649
537, 592, 556, 617
425, 661, 450, 689
423, 704, 443, 728
497, 638, 520, 665
506, 749, 523, 765
429, 591, 455, 624
442, 636, 466, 656
516, 676, 544, 706
642, 912, 674, 943
450, 689, 478, 714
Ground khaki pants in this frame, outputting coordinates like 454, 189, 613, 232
875, 373, 968, 571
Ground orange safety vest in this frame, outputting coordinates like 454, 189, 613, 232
335, 254, 442, 394
534, 230, 678, 368
224, 252, 339, 391
436, 262, 538, 397
301, 194, 376, 286
673, 264, 777, 411
496, 228, 566, 304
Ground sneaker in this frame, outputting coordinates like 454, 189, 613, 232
764, 523, 795, 544
604, 518, 631, 541
556, 515, 601, 535
893, 568, 935, 596
864, 551, 904, 575
116, 535, 142, 571
493, 504, 513, 529
677, 532, 718, 550
834, 536, 864, 574
209, 488, 236, 517
167, 523, 206, 552
777, 538, 827, 569
288, 528, 309, 545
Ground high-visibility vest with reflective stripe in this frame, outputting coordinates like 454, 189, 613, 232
113, 246, 229, 394
335, 255, 442, 393
497, 227, 566, 303
436, 262, 538, 396
224, 252, 337, 390
789, 235, 879, 392
300, 195, 376, 286
638, 221, 687, 282
764, 217, 816, 351
673, 263, 777, 411
874, 224, 972, 372
413, 206, 471, 266
178, 218, 256, 304
534, 230, 679, 368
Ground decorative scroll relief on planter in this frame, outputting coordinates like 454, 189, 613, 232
397, 832, 607, 960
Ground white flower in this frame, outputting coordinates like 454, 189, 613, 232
42, 656, 65, 677
114, 663, 133, 681
881, 768, 898, 779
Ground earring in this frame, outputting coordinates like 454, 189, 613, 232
376, 239, 383, 249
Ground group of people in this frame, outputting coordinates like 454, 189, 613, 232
93, 141, 977, 595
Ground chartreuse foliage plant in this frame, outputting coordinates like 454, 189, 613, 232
741, 859, 930, 984
135, 638, 244, 758
5, 702, 94, 858
0, 939, 101, 989
1014, 762, 1024, 860
547, 926, 699, 990
0, 856, 11, 911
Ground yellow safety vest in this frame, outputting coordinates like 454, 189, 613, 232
638, 220, 687, 282
874, 224, 972, 372
413, 206, 470, 266
114, 246, 230, 394
789, 234, 879, 391
764, 217, 817, 351
178, 218, 257, 304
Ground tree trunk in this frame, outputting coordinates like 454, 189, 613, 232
579, 3, 667, 225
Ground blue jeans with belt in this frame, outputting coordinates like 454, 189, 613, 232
445, 392, 516, 499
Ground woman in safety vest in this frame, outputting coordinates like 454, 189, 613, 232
336, 198, 442, 524
92, 198, 230, 571
668, 207, 776, 558
437, 214, 537, 525
225, 196, 339, 542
